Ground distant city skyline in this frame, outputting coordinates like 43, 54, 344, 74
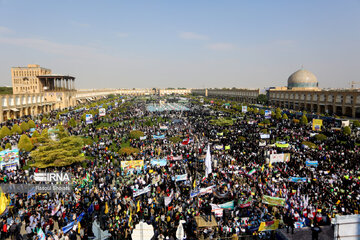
0, 0, 359, 90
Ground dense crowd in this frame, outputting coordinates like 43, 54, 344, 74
0, 96, 359, 240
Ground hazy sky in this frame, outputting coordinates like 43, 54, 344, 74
0, 0, 359, 90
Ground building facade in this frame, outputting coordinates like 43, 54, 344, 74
268, 69, 360, 118
192, 88, 260, 103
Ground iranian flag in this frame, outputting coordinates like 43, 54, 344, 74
248, 169, 256, 176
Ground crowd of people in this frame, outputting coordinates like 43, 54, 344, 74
0, 96, 359, 240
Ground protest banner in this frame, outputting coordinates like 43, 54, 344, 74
121, 160, 144, 173
260, 134, 270, 139
218, 200, 235, 210
275, 142, 289, 148
262, 195, 285, 207
306, 160, 319, 167
152, 134, 165, 139
150, 158, 167, 167
133, 185, 151, 197
175, 174, 187, 182
268, 153, 290, 164
288, 177, 307, 183
167, 155, 183, 160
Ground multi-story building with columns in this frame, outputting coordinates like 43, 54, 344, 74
11, 64, 75, 94
268, 69, 360, 118
192, 88, 260, 103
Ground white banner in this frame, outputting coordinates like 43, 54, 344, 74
99, 108, 106, 117
133, 185, 151, 197
269, 153, 290, 164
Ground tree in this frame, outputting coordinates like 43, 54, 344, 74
343, 126, 351, 136
5, 143, 11, 150
0, 147, 3, 152
18, 134, 34, 152
20, 122, 30, 132
300, 115, 308, 125
31, 136, 85, 168
56, 125, 69, 139
119, 147, 140, 156
257, 94, 268, 104
275, 112, 282, 120
68, 118, 77, 128
11, 124, 22, 135
275, 108, 281, 114
41, 118, 49, 124
253, 108, 259, 114
0, 126, 11, 139
28, 120, 36, 128
259, 109, 265, 115
282, 113, 288, 120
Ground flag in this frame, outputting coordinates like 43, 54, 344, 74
27, 188, 36, 200
51, 203, 61, 216
248, 169, 256, 176
105, 202, 109, 214
37, 228, 46, 240
78, 222, 81, 234
0, 189, 9, 216
258, 220, 279, 231
136, 201, 140, 212
205, 144, 212, 177
182, 138, 190, 145
201, 176, 207, 183
62, 221, 76, 234
261, 165, 265, 172
88, 203, 94, 215
193, 179, 196, 189
128, 210, 132, 227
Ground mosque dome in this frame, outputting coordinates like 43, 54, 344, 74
287, 69, 318, 89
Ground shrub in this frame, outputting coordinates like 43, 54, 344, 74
275, 112, 282, 120
282, 113, 288, 120
169, 136, 182, 143
11, 124, 22, 135
18, 134, 34, 152
0, 126, 11, 139
315, 134, 327, 141
41, 118, 49, 124
353, 120, 360, 128
119, 147, 140, 156
5, 143, 11, 150
20, 122, 30, 132
302, 141, 318, 149
28, 120, 36, 128
129, 130, 144, 140
238, 136, 246, 142
300, 115, 308, 125
343, 126, 351, 136
260, 109, 265, 115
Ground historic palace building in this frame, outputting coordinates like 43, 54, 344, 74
268, 69, 360, 118
191, 88, 260, 103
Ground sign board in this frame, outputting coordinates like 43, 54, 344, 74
312, 119, 323, 131
260, 134, 270, 139
85, 114, 93, 124
0, 149, 20, 170
269, 153, 290, 164
264, 110, 272, 119
99, 108, 106, 117
242, 106, 247, 113
150, 158, 167, 167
